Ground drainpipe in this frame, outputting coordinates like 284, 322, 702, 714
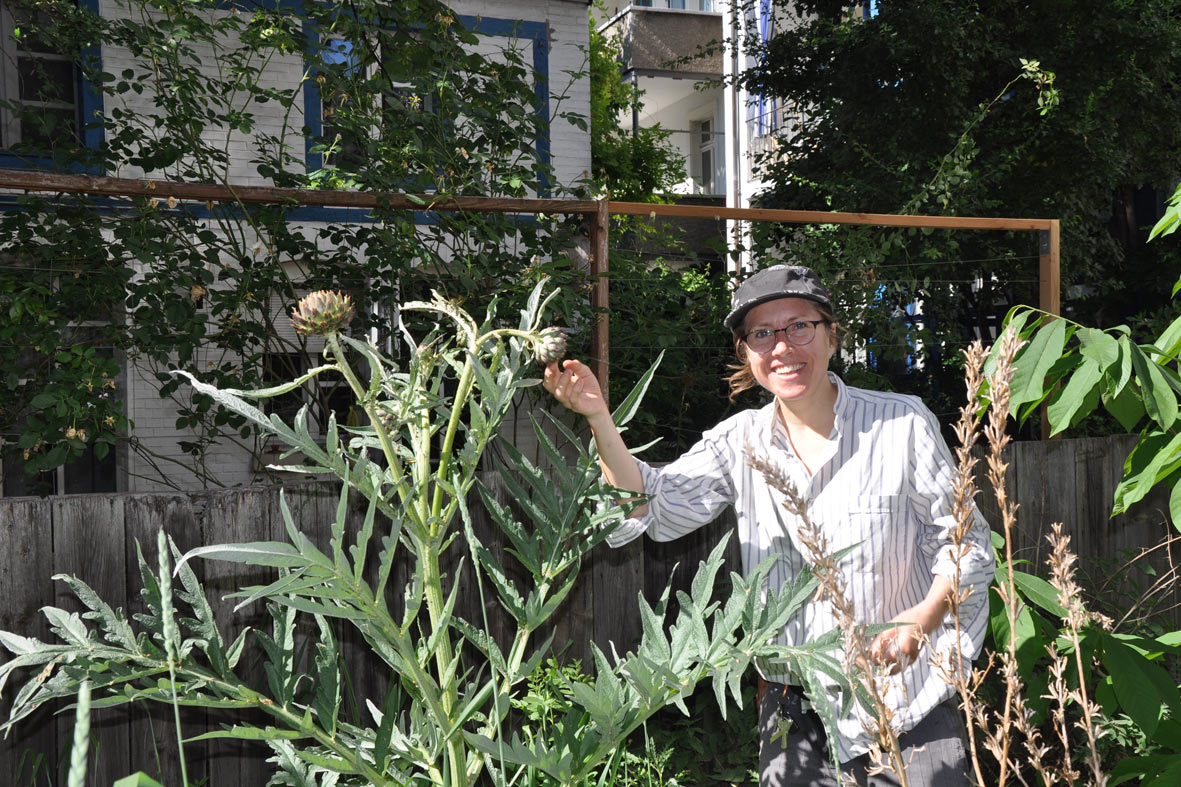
729, 0, 744, 274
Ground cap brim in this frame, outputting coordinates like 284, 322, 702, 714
724, 292, 831, 333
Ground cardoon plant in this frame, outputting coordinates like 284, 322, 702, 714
0, 282, 842, 785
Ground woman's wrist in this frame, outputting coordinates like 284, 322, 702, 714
585, 409, 615, 433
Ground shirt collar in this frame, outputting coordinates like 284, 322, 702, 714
829, 371, 848, 440
762, 371, 847, 443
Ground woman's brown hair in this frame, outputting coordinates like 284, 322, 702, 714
724, 302, 841, 402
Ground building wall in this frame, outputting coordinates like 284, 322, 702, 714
90, 0, 593, 493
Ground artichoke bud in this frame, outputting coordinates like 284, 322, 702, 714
291, 290, 355, 337
532, 326, 567, 364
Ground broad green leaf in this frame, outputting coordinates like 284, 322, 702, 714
1154, 315, 1181, 361
1077, 327, 1120, 368
1046, 357, 1102, 435
1009, 569, 1068, 618
1150, 185, 1181, 240
1102, 634, 1163, 739
1009, 317, 1067, 414
1113, 431, 1181, 515
1102, 368, 1146, 431
986, 308, 1035, 379
1170, 478, 1181, 533
1129, 342, 1178, 430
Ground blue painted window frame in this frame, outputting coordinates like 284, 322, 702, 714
0, 0, 104, 173
301, 14, 551, 199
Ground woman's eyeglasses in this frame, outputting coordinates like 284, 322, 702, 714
741, 320, 828, 353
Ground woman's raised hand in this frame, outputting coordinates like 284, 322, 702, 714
543, 359, 609, 420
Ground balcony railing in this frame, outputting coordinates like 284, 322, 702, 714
633, 1, 716, 10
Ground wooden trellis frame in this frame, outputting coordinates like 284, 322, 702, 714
0, 170, 1060, 412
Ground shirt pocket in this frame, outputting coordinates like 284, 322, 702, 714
819, 494, 907, 574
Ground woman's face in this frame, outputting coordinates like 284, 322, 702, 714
741, 297, 836, 406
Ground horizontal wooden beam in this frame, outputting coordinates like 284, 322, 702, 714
0, 170, 1054, 231
0, 169, 599, 215
607, 200, 1056, 231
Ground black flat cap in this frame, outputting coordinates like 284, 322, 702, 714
723, 265, 832, 333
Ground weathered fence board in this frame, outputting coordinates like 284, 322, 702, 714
0, 435, 1173, 785
0, 498, 55, 786
53, 495, 132, 787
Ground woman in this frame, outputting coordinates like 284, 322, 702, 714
543, 264, 994, 786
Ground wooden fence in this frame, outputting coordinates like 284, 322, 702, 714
0, 434, 1173, 785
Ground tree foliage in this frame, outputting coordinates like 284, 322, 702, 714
735, 0, 1181, 417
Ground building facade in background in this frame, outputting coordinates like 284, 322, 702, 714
0, 0, 592, 497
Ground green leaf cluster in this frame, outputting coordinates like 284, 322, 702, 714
999, 307, 1181, 523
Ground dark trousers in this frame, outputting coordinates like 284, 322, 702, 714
758, 684, 972, 786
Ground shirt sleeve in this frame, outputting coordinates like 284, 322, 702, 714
606, 425, 738, 547
909, 404, 996, 600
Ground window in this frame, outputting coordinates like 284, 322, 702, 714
261, 350, 356, 434
316, 34, 436, 175
634, 1, 715, 9
691, 117, 717, 194
0, 1, 81, 149
303, 15, 552, 198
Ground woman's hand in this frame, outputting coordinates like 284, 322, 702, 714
543, 359, 609, 420
867, 597, 946, 675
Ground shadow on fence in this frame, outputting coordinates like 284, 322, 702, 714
0, 434, 1172, 785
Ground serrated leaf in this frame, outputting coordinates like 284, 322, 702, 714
177, 542, 330, 572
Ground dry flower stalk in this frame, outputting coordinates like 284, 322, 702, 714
946, 326, 1111, 787
746, 450, 911, 787
1047, 521, 1108, 786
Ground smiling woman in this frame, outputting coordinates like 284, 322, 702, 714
542, 263, 995, 787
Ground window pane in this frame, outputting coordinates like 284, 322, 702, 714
18, 56, 75, 103
11, 9, 56, 55
263, 353, 308, 423
19, 106, 80, 147
63, 443, 117, 494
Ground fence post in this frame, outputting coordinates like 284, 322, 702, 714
1039, 221, 1061, 439
589, 198, 610, 406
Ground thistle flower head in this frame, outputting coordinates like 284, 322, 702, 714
291, 290, 355, 337
532, 326, 566, 364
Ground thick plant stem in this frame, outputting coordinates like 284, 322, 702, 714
325, 333, 416, 522
420, 538, 464, 783
431, 355, 477, 521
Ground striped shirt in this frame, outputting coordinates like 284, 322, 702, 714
606, 373, 995, 762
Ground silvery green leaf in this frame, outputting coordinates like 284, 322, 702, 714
177, 541, 332, 572
41, 607, 91, 648
611, 351, 663, 428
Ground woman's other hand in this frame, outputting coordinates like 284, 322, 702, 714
867, 592, 948, 675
